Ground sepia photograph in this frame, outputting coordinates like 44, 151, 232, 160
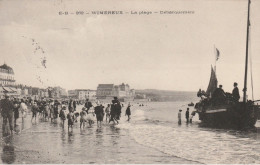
0, 0, 260, 164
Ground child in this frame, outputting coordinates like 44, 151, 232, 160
59, 106, 66, 127
20, 99, 28, 121
190, 111, 196, 123
67, 108, 75, 131
86, 107, 95, 127
125, 104, 131, 121
105, 104, 111, 123
80, 107, 87, 128
178, 109, 182, 125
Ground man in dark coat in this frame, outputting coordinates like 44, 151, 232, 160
0, 94, 14, 135
109, 97, 120, 124
73, 100, 77, 112
212, 85, 226, 105
185, 108, 189, 123
232, 82, 240, 102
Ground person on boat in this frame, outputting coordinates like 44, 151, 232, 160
212, 85, 226, 105
185, 108, 190, 123
178, 109, 182, 125
232, 82, 240, 102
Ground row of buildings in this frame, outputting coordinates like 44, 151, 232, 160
68, 83, 135, 101
68, 89, 96, 100
0, 63, 67, 99
96, 83, 135, 101
1, 63, 136, 101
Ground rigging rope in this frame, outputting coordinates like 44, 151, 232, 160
249, 26, 254, 101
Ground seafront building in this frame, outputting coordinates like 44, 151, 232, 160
68, 89, 96, 100
0, 63, 68, 99
0, 63, 18, 97
0, 63, 15, 86
96, 83, 135, 101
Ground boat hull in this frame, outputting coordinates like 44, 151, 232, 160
196, 102, 259, 129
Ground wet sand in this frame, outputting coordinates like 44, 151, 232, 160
0, 108, 193, 164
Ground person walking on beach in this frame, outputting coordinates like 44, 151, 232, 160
125, 104, 131, 121
0, 94, 14, 135
13, 98, 20, 127
80, 107, 87, 128
105, 104, 111, 123
50, 104, 55, 123
59, 106, 66, 127
20, 99, 28, 122
68, 99, 73, 111
109, 97, 119, 124
67, 107, 75, 131
53, 100, 59, 121
44, 102, 50, 121
31, 102, 39, 122
95, 104, 104, 128
178, 109, 182, 125
186, 108, 189, 123
84, 99, 93, 113
115, 102, 122, 122
73, 100, 77, 112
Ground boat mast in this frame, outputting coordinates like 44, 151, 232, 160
243, 0, 251, 103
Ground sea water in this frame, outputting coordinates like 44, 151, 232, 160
117, 101, 260, 164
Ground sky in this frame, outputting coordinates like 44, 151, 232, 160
0, 0, 260, 99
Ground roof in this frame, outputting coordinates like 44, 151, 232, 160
0, 64, 14, 74
97, 84, 114, 88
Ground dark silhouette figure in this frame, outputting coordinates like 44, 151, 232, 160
232, 82, 240, 102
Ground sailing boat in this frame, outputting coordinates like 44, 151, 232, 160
195, 0, 260, 129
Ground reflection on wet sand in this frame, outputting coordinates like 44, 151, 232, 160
1, 136, 16, 164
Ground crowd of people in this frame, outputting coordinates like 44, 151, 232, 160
0, 95, 132, 136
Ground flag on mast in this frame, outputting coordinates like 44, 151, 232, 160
216, 48, 220, 61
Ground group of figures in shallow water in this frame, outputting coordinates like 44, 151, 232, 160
0, 95, 132, 136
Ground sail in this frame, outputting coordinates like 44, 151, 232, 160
206, 66, 218, 97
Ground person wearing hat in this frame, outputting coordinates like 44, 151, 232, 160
84, 99, 93, 112
232, 82, 240, 102
0, 94, 14, 135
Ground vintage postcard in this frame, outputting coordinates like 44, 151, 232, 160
0, 0, 260, 164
